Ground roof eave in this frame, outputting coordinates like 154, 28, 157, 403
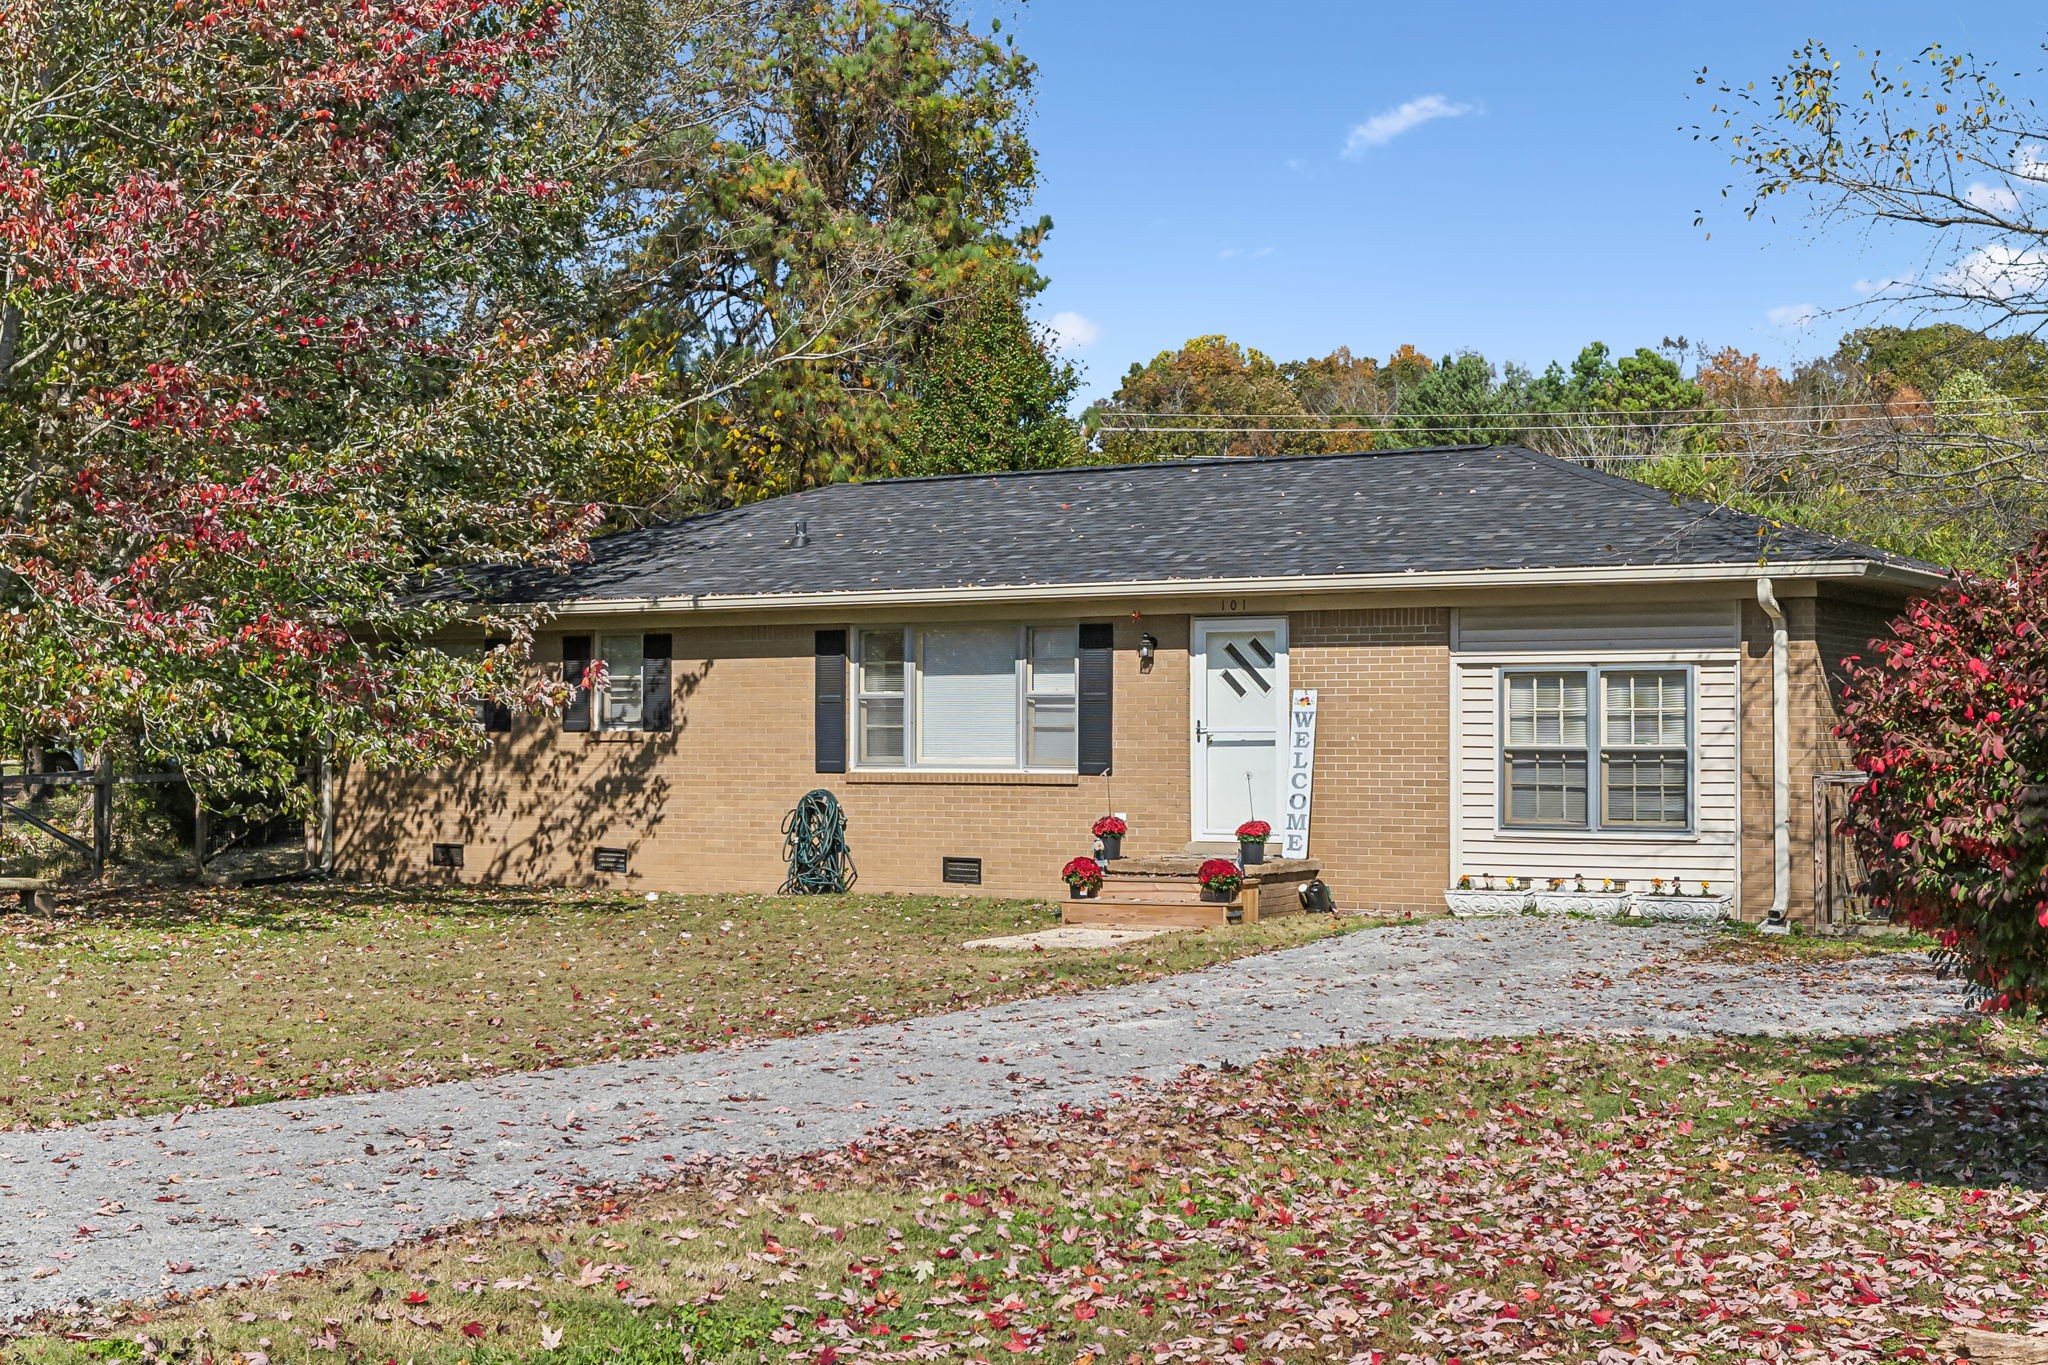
523, 557, 1948, 618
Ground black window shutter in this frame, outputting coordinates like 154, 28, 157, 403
1077, 623, 1114, 776
642, 633, 674, 731
814, 629, 848, 773
561, 634, 592, 733
479, 637, 513, 733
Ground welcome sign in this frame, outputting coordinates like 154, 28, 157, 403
1282, 688, 1318, 859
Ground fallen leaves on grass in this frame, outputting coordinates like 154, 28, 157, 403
1, 886, 1360, 1129
23, 1024, 2048, 1364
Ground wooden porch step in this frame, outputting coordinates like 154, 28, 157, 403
1062, 897, 1243, 929
1095, 875, 1207, 900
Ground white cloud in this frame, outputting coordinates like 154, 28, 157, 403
1342, 94, 1473, 157
1766, 303, 1821, 331
2015, 143, 2048, 184
1965, 181, 2022, 214
1936, 243, 2048, 301
1217, 246, 1275, 261
1046, 310, 1099, 355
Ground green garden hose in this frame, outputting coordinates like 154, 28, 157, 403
780, 788, 856, 894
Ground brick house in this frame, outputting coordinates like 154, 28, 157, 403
336, 445, 1943, 925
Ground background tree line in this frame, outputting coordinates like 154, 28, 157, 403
1087, 322, 2048, 571
6, 0, 2048, 823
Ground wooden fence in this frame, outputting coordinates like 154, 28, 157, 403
0, 761, 334, 881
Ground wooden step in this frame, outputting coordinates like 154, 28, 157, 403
1062, 897, 1243, 929
1095, 875, 1206, 900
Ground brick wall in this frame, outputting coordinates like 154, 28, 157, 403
1737, 592, 1905, 924
338, 616, 1196, 899
340, 591, 1905, 919
337, 607, 1459, 908
1288, 608, 1452, 912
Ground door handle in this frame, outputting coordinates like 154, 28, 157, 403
1194, 721, 1209, 742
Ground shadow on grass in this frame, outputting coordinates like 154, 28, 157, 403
1767, 1067, 2048, 1191
0, 880, 615, 938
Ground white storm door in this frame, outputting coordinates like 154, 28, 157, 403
1191, 618, 1289, 841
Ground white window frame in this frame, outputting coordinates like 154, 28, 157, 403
849, 624, 1080, 773
596, 633, 647, 732
1497, 664, 1695, 835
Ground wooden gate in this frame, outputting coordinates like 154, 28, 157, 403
1813, 772, 1885, 929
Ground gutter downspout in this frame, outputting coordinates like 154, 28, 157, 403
1756, 579, 1792, 934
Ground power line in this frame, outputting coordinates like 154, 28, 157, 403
1092, 398, 2046, 422
1091, 409, 2048, 438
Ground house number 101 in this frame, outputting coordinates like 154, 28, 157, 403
1218, 598, 1249, 612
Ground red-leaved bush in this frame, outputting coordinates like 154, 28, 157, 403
1835, 535, 2048, 1015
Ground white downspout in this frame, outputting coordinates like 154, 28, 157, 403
1756, 579, 1792, 933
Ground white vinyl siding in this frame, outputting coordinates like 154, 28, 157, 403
1456, 603, 1739, 654
1452, 604, 1741, 894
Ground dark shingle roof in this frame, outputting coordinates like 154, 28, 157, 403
482, 445, 1934, 605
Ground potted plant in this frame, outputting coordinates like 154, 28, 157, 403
1236, 819, 1272, 866
1446, 873, 1530, 917
1062, 856, 1104, 899
1632, 878, 1733, 922
1197, 858, 1243, 903
1092, 815, 1128, 861
1532, 871, 1630, 919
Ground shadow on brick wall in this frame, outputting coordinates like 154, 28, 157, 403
338, 661, 714, 886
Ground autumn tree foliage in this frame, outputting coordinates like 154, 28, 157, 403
572, 0, 1058, 514
0, 0, 647, 803
1836, 543, 2048, 1015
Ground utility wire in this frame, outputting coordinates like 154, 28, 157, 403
1093, 405, 2047, 425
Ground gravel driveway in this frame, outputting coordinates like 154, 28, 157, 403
0, 918, 1969, 1320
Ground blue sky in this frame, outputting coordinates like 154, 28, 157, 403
995, 1, 2044, 404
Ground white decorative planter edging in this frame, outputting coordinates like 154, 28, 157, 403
1531, 892, 1631, 919
1633, 895, 1734, 922
1444, 890, 1530, 917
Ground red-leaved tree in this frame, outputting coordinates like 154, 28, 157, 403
1836, 538, 2048, 1014
0, 0, 650, 806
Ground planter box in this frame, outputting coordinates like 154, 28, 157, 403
1200, 883, 1240, 903
1530, 891, 1631, 918
1068, 885, 1100, 900
1633, 894, 1733, 922
1444, 889, 1529, 917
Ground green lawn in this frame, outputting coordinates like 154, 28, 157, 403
19, 1020, 2046, 1363
0, 885, 1371, 1129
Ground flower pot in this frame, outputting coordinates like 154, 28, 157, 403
1444, 889, 1529, 917
1200, 882, 1239, 903
1068, 884, 1099, 900
1239, 841, 1266, 866
1632, 894, 1732, 923
1098, 834, 1123, 861
1531, 891, 1630, 918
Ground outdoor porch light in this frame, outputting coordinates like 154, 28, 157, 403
1137, 633, 1157, 664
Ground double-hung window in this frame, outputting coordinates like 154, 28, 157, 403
1501, 667, 1691, 831
854, 625, 1079, 770
597, 634, 646, 731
